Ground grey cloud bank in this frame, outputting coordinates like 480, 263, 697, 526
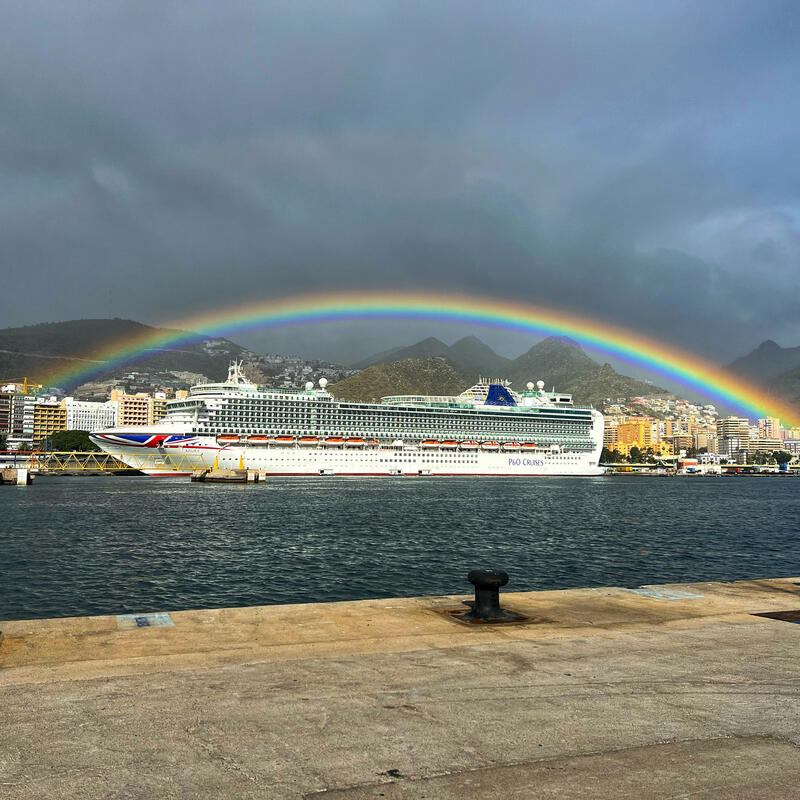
1, 0, 798, 363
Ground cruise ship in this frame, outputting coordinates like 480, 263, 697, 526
90, 362, 604, 476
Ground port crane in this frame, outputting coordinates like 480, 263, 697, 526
0, 377, 43, 393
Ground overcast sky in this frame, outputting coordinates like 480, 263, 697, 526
1, 1, 799, 364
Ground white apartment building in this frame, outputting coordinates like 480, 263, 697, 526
63, 398, 117, 431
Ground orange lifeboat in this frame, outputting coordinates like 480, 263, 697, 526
298, 436, 318, 446
421, 439, 440, 449
247, 435, 271, 444
217, 434, 240, 443
440, 440, 458, 449
345, 437, 365, 447
324, 437, 344, 447
521, 442, 537, 450
502, 442, 520, 451
481, 441, 500, 451
460, 440, 478, 450
273, 436, 296, 446
365, 438, 380, 447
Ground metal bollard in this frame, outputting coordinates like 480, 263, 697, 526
464, 569, 514, 622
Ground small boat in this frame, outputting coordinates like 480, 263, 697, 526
273, 436, 296, 446
247, 435, 271, 444
365, 438, 380, 447
521, 442, 537, 450
481, 441, 500, 451
217, 434, 240, 443
440, 440, 458, 449
421, 439, 440, 449
502, 442, 520, 451
460, 440, 478, 450
324, 437, 344, 447
345, 437, 366, 447
298, 436, 318, 446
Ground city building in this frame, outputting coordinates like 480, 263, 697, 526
614, 418, 671, 457
150, 392, 168, 423
603, 419, 619, 449
0, 392, 11, 436
63, 398, 117, 431
110, 390, 152, 427
758, 417, 782, 440
32, 401, 67, 443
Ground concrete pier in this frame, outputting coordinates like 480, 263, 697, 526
2, 577, 800, 798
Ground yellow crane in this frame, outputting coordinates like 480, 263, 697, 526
1, 377, 43, 394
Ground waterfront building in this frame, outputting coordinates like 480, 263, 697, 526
32, 401, 67, 443
603, 419, 619, 448
63, 398, 117, 431
669, 434, 693, 453
693, 432, 718, 453
746, 437, 784, 454
783, 439, 800, 456
614, 418, 671, 457
0, 393, 11, 435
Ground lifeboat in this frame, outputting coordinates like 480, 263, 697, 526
460, 440, 479, 450
440, 440, 458, 449
365, 438, 380, 447
324, 437, 344, 447
217, 434, 240, 443
502, 442, 520, 451
481, 441, 500, 451
521, 442, 537, 450
345, 437, 366, 447
273, 436, 296, 446
247, 435, 271, 444
298, 436, 318, 446
421, 439, 440, 449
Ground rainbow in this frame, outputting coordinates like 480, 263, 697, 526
41, 291, 799, 425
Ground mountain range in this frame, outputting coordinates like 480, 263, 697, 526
342, 335, 666, 407
0, 319, 245, 386
2, 318, 798, 413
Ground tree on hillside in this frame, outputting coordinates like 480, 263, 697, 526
48, 430, 100, 452
629, 445, 642, 462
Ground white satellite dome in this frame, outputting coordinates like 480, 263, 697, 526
526, 381, 534, 390
305, 381, 314, 390
536, 380, 545, 390
319, 377, 328, 388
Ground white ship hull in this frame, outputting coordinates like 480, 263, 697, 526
215, 444, 603, 477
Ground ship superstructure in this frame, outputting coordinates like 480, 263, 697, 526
91, 362, 604, 476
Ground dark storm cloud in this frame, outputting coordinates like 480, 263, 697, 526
1, 0, 799, 361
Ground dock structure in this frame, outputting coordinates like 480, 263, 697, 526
2, 577, 800, 797
0, 467, 32, 485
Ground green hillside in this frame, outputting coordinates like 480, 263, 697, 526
330, 358, 468, 402
353, 335, 667, 409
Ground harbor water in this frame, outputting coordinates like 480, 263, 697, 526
3, 475, 799, 620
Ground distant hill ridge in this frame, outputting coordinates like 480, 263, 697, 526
0, 318, 245, 386
726, 339, 800, 411
345, 335, 666, 408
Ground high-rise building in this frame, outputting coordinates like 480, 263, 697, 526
614, 418, 670, 456
32, 402, 67, 443
758, 417, 782, 439
111, 390, 152, 427
717, 417, 750, 439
